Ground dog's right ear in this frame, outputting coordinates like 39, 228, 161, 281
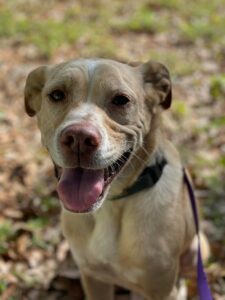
24, 66, 47, 117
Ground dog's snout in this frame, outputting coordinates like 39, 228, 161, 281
60, 123, 101, 154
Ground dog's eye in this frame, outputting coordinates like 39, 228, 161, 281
112, 95, 130, 106
49, 90, 65, 102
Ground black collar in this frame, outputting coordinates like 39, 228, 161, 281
109, 157, 167, 200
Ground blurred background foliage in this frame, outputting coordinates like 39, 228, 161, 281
0, 0, 225, 57
0, 0, 225, 299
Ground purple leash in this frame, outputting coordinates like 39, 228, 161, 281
183, 169, 213, 300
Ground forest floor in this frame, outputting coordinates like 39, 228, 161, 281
0, 0, 225, 299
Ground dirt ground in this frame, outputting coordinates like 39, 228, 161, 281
0, 0, 225, 299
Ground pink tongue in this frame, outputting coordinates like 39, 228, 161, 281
57, 168, 104, 212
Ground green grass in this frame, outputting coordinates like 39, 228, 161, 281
0, 0, 225, 57
210, 116, 225, 128
178, 16, 225, 44
173, 0, 225, 44
27, 217, 49, 231
41, 197, 59, 213
0, 4, 115, 57
0, 220, 15, 254
146, 49, 200, 76
112, 5, 167, 34
0, 221, 14, 242
0, 281, 7, 295
112, 0, 225, 44
210, 74, 225, 100
148, 0, 181, 9
218, 155, 225, 168
0, 8, 89, 57
172, 100, 189, 119
27, 217, 56, 249
203, 175, 225, 227
147, 0, 225, 43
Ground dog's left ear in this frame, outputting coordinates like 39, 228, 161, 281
138, 60, 172, 110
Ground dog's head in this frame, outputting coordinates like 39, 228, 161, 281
24, 59, 171, 213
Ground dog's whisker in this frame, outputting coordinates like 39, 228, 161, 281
131, 153, 147, 166
138, 145, 152, 158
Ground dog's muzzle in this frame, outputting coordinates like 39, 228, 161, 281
55, 123, 133, 213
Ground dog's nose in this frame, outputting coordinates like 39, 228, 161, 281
60, 123, 101, 154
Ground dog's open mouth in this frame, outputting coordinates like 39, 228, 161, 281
56, 150, 132, 213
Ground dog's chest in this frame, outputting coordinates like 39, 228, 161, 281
82, 235, 143, 288
62, 203, 145, 287
62, 184, 183, 289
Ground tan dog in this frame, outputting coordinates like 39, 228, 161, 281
24, 58, 207, 300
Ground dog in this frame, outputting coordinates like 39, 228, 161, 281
24, 58, 209, 300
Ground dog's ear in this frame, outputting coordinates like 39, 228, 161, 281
139, 60, 172, 110
24, 66, 48, 116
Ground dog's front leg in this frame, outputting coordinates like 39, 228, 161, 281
81, 272, 114, 300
